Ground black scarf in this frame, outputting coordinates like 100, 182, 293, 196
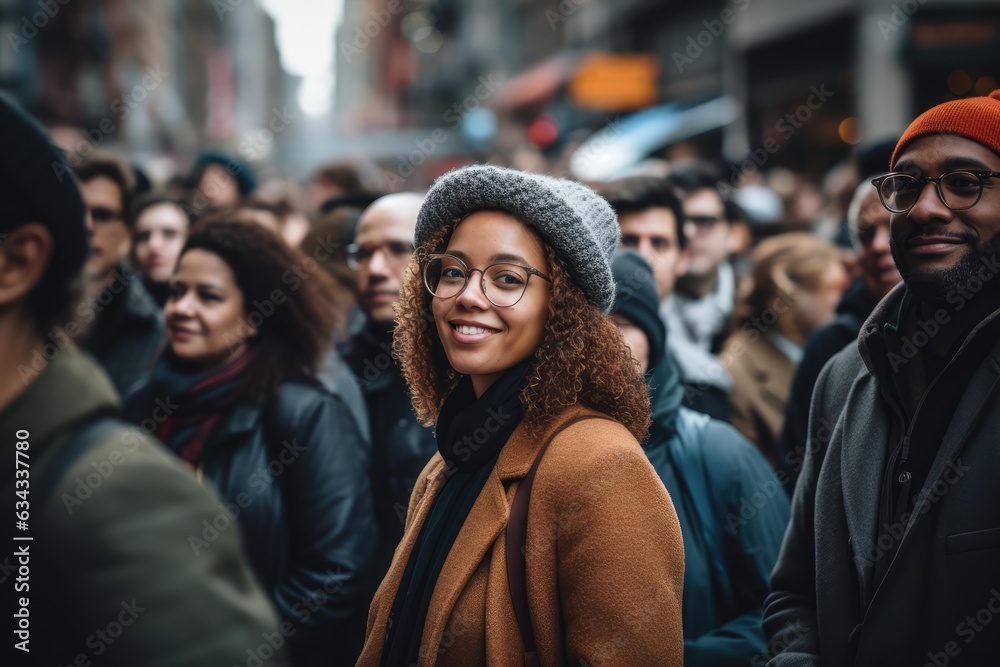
380, 359, 530, 666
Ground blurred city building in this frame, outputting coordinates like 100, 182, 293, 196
333, 0, 1000, 185
1, 0, 999, 187
0, 0, 299, 179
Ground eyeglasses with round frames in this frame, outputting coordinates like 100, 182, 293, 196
346, 241, 415, 271
871, 170, 1000, 214
423, 253, 551, 308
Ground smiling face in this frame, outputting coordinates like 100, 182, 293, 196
165, 248, 253, 368
889, 134, 1000, 308
133, 203, 189, 283
431, 211, 552, 397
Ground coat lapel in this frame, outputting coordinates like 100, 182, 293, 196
362, 459, 449, 665
839, 372, 888, 599
419, 467, 509, 662
415, 407, 592, 664
900, 350, 1000, 544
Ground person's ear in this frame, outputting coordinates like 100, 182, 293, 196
0, 224, 54, 307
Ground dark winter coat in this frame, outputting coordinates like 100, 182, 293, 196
124, 377, 377, 666
341, 322, 438, 582
764, 283, 1000, 666
81, 265, 165, 397
775, 278, 879, 489
2, 348, 285, 666
645, 356, 790, 666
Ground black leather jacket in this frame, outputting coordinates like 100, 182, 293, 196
125, 379, 377, 666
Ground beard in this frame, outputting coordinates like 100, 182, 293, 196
890, 227, 1000, 309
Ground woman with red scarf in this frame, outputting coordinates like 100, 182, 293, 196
124, 219, 376, 666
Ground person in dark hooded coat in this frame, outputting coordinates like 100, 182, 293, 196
610, 249, 791, 667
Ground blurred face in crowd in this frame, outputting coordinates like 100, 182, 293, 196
133, 203, 189, 284
165, 249, 252, 368
353, 194, 422, 324
197, 164, 242, 209
681, 188, 732, 278
853, 186, 901, 300
788, 260, 850, 343
610, 313, 650, 374
431, 211, 551, 397
888, 135, 1000, 308
310, 180, 345, 211
618, 207, 687, 301
82, 176, 130, 283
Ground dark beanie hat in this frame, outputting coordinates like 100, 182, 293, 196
610, 249, 666, 371
0, 92, 87, 280
189, 150, 257, 196
416, 165, 620, 313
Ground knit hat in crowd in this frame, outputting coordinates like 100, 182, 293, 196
610, 249, 666, 372
891, 89, 1000, 168
416, 165, 620, 313
0, 92, 88, 281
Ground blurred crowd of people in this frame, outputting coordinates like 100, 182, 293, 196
5, 85, 1000, 667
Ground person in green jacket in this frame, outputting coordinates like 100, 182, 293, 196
0, 93, 288, 665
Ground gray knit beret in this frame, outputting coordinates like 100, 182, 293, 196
416, 165, 620, 313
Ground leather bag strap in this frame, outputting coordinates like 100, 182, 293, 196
505, 415, 613, 667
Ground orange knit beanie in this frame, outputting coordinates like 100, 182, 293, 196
891, 89, 1000, 168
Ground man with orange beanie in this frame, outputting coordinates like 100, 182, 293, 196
764, 89, 1000, 666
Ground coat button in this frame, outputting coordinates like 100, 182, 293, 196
898, 471, 911, 484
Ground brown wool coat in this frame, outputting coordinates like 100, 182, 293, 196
719, 332, 795, 466
357, 405, 685, 667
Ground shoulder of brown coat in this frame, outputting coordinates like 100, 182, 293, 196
538, 405, 650, 477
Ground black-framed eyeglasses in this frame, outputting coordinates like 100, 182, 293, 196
872, 170, 1000, 214
345, 241, 414, 270
423, 253, 551, 308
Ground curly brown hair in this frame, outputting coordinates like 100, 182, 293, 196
181, 218, 339, 402
393, 218, 651, 442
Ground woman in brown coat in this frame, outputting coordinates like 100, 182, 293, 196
718, 232, 848, 464
356, 165, 684, 666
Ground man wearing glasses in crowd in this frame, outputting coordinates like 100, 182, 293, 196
75, 150, 164, 396
341, 192, 438, 586
765, 90, 1000, 665
662, 164, 748, 420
